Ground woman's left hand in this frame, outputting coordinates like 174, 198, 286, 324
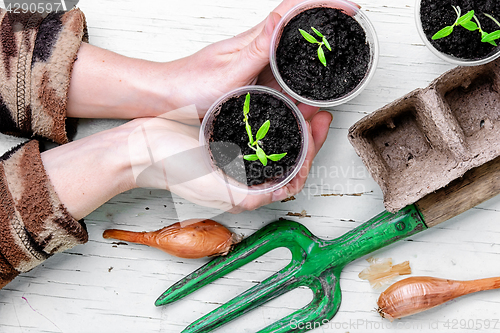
126, 107, 332, 213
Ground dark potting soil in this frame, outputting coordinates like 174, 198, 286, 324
420, 0, 500, 60
276, 7, 370, 101
209, 93, 302, 186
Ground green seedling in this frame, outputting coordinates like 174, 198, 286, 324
481, 13, 500, 45
472, 15, 496, 46
299, 27, 332, 67
432, 6, 499, 47
242, 93, 287, 166
432, 6, 476, 40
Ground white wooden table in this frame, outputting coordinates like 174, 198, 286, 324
2, 0, 500, 332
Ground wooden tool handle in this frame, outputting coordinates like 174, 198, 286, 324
416, 155, 500, 227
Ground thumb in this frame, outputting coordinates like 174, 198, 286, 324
242, 12, 281, 68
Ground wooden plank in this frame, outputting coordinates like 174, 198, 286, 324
417, 155, 500, 228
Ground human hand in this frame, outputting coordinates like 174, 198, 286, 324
127, 105, 331, 213
67, 0, 335, 120
159, 0, 316, 116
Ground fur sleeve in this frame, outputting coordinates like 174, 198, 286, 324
0, 8, 87, 144
0, 140, 88, 288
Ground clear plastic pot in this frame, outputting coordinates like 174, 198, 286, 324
200, 86, 308, 195
269, 0, 379, 107
415, 0, 500, 66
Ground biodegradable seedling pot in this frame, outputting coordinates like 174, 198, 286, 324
200, 86, 308, 195
348, 57, 500, 212
416, 0, 500, 65
270, 0, 378, 107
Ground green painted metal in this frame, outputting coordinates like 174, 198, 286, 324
156, 204, 427, 333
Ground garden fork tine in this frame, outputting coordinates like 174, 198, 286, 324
181, 268, 303, 333
155, 220, 314, 306
260, 268, 343, 333
181, 262, 343, 332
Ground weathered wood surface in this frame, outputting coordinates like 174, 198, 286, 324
418, 155, 500, 228
1, 0, 500, 332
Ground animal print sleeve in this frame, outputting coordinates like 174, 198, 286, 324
0, 140, 88, 288
0, 8, 87, 144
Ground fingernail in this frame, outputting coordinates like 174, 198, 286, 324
271, 188, 282, 202
272, 188, 288, 202
265, 13, 277, 36
348, 0, 362, 9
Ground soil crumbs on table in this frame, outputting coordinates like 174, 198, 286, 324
210, 93, 301, 186
276, 7, 370, 101
420, 0, 500, 60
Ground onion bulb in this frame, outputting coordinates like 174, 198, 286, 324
377, 276, 500, 321
103, 219, 241, 259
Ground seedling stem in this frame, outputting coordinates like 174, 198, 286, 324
242, 93, 287, 166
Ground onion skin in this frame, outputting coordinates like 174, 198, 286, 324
358, 258, 411, 289
377, 276, 500, 321
103, 219, 240, 259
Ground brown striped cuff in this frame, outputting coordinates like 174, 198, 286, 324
0, 140, 88, 287
0, 8, 87, 144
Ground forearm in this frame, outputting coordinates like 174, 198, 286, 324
41, 124, 136, 220
66, 43, 185, 119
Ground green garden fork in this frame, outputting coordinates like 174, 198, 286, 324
156, 155, 500, 332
